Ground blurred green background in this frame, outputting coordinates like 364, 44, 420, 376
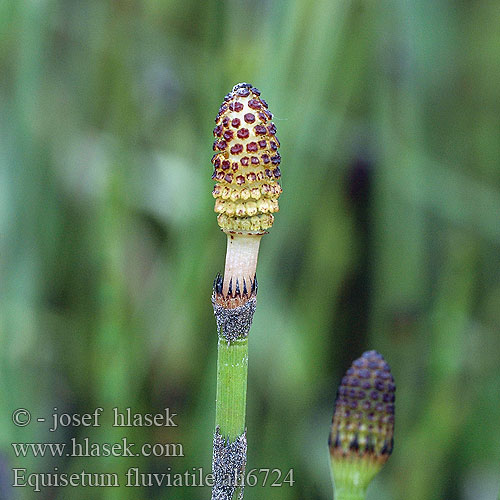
1, 0, 500, 499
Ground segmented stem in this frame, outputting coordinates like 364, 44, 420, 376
210, 83, 280, 500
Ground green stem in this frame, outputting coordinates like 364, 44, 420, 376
215, 337, 249, 440
330, 459, 370, 500
334, 488, 366, 500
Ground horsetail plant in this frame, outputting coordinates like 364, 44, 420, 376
329, 351, 396, 500
210, 83, 282, 500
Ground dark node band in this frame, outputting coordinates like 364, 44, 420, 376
212, 427, 247, 500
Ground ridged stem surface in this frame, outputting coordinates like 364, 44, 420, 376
334, 488, 366, 500
215, 337, 249, 440
331, 459, 372, 500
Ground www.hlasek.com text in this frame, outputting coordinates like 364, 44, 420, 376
12, 437, 183, 458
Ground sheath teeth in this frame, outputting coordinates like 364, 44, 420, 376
211, 83, 282, 234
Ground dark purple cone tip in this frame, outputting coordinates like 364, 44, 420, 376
329, 350, 395, 464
